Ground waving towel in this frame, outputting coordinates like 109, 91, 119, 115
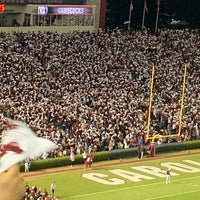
0, 119, 57, 173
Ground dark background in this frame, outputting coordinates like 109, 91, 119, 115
106, 0, 200, 30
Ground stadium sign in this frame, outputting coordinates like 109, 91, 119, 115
37, 5, 92, 16
82, 160, 200, 185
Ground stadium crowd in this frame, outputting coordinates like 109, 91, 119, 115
24, 183, 60, 200
0, 28, 199, 158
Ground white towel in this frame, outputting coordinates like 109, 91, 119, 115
0, 120, 57, 173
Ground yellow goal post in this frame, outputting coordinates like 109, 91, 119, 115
145, 64, 188, 143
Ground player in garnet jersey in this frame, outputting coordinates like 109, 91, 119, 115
84, 153, 94, 168
166, 168, 171, 184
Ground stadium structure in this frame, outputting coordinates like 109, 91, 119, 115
0, 0, 106, 32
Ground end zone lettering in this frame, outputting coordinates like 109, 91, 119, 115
82, 160, 200, 185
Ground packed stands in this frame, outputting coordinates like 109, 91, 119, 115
0, 28, 199, 157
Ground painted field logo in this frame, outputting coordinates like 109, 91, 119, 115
82, 160, 200, 185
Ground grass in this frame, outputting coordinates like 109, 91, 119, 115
23, 150, 200, 200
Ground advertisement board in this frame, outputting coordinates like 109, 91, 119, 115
38, 5, 92, 15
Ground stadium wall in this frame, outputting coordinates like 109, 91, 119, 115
19, 140, 200, 172
0, 1, 104, 32
0, 25, 96, 33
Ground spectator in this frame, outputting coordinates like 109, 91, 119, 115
0, 28, 199, 159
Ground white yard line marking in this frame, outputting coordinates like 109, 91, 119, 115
70, 175, 200, 198
144, 189, 200, 200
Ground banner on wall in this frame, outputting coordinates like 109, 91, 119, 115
38, 5, 93, 15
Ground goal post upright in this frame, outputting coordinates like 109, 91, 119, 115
146, 65, 155, 142
146, 64, 188, 143
177, 64, 188, 136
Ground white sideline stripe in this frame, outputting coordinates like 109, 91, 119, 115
70, 175, 200, 198
144, 189, 200, 200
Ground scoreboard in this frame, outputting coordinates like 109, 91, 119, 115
0, 0, 106, 29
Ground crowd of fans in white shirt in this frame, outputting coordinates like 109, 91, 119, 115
0, 28, 199, 158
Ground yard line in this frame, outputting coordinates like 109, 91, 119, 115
144, 189, 200, 200
70, 175, 200, 198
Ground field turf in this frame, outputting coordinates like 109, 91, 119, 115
23, 150, 200, 200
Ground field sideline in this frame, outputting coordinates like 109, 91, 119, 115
23, 150, 200, 200
23, 150, 200, 178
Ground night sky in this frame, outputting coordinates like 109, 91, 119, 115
106, 0, 200, 29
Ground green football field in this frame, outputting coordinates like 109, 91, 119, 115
23, 150, 200, 200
